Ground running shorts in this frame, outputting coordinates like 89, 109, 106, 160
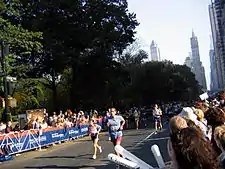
111, 136, 122, 143
91, 133, 98, 142
154, 116, 161, 122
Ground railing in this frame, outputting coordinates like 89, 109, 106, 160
0, 121, 102, 155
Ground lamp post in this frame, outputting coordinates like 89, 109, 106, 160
1, 40, 10, 122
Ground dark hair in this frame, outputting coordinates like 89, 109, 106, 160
171, 127, 220, 169
205, 107, 225, 128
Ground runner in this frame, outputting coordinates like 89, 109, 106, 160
134, 108, 140, 130
107, 108, 125, 156
104, 111, 111, 141
153, 104, 162, 133
88, 120, 102, 159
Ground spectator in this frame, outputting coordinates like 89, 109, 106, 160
0, 122, 6, 134
169, 116, 188, 134
41, 120, 48, 129
13, 123, 20, 132
5, 121, 12, 133
169, 127, 220, 169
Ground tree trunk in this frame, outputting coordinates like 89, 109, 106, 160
51, 70, 58, 112
71, 63, 78, 110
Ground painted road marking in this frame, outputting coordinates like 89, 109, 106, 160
134, 131, 155, 148
148, 137, 169, 141
134, 122, 168, 148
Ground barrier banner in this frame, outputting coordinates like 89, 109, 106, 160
68, 127, 80, 138
0, 132, 20, 154
79, 125, 89, 136
19, 130, 40, 152
0, 122, 102, 155
40, 128, 65, 146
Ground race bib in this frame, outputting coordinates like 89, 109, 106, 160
110, 126, 119, 132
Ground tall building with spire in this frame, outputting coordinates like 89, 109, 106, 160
150, 40, 161, 61
189, 31, 207, 91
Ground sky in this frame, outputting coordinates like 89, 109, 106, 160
127, 0, 212, 89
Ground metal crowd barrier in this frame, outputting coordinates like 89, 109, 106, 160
0, 122, 102, 155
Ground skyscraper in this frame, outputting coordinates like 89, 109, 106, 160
184, 52, 193, 69
208, 0, 225, 90
150, 40, 161, 61
209, 34, 219, 92
190, 31, 207, 91
210, 48, 219, 91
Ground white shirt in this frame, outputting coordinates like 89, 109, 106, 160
0, 124, 6, 131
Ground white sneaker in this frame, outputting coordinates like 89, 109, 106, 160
109, 137, 111, 141
99, 146, 102, 153
92, 155, 96, 159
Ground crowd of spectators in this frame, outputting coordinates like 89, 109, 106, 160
0, 110, 100, 134
164, 90, 225, 169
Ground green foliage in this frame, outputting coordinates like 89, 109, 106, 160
129, 61, 200, 105
0, 1, 42, 51
13, 79, 44, 113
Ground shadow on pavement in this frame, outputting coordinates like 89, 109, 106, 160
24, 161, 122, 169
35, 153, 92, 160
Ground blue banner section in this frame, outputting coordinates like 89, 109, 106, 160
0, 123, 102, 155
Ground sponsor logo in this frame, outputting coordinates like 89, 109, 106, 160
51, 133, 64, 138
69, 130, 79, 135
40, 136, 47, 142
29, 138, 39, 144
81, 127, 88, 133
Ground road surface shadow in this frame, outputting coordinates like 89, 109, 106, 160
123, 133, 148, 137
25, 165, 75, 169
24, 163, 126, 169
35, 154, 92, 160
24, 160, 125, 169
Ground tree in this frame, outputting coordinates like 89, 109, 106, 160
13, 79, 44, 113
0, 0, 42, 121
18, 0, 139, 109
119, 49, 148, 67
129, 61, 200, 105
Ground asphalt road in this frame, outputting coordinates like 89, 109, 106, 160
1, 122, 170, 169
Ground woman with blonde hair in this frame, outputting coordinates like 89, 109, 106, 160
214, 125, 225, 168
192, 107, 211, 140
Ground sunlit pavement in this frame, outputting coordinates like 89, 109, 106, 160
1, 122, 170, 169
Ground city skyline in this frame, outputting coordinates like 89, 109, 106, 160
127, 0, 211, 89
